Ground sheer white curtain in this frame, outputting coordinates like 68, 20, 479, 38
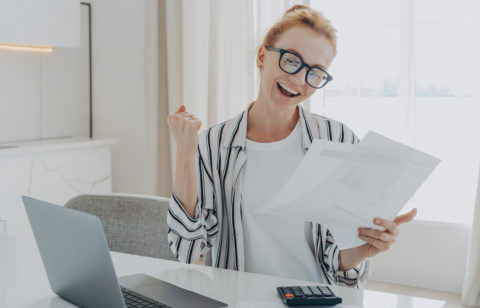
165, 0, 307, 174
461, 5, 480, 303
462, 164, 480, 306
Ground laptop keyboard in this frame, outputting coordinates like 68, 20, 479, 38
121, 286, 172, 308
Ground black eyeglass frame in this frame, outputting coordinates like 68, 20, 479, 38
265, 46, 333, 89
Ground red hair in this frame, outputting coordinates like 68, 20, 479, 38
263, 5, 337, 56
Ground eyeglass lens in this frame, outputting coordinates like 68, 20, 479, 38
280, 52, 328, 88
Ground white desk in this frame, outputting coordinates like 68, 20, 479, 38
0, 235, 457, 308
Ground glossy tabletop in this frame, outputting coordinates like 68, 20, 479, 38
0, 234, 458, 308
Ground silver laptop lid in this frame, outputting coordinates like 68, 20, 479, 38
23, 196, 126, 308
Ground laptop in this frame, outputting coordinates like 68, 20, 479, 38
22, 196, 227, 308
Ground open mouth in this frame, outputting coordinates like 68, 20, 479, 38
277, 82, 300, 98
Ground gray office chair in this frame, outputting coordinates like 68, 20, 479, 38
64, 193, 178, 262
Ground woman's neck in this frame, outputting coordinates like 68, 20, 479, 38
247, 99, 299, 143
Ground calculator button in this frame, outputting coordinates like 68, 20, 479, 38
291, 288, 303, 297
301, 286, 313, 297
284, 293, 294, 298
319, 286, 333, 296
281, 287, 291, 295
310, 286, 323, 296
293, 291, 303, 297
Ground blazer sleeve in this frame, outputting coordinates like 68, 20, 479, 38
323, 228, 371, 288
167, 130, 218, 264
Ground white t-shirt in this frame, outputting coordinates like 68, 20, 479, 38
242, 121, 323, 282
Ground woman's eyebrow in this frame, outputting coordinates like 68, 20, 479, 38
286, 48, 326, 69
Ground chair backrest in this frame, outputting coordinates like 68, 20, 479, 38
64, 193, 177, 262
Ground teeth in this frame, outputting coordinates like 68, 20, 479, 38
279, 82, 299, 96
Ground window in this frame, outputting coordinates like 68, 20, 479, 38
310, 0, 480, 224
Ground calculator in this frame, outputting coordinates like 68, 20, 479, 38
277, 285, 342, 306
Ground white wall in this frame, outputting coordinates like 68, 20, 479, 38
0, 4, 90, 143
0, 0, 163, 196
369, 220, 470, 293
0, 0, 80, 48
89, 0, 160, 195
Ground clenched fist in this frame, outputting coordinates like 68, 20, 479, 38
167, 105, 202, 157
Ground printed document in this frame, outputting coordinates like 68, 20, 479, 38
256, 131, 441, 249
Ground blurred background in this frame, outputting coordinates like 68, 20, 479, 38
0, 0, 479, 302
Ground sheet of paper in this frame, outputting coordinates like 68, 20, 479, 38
257, 139, 356, 213
256, 131, 441, 249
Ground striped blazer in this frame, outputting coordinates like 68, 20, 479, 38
167, 104, 370, 288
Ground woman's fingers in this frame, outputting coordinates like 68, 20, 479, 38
373, 217, 398, 235
358, 234, 390, 251
358, 227, 395, 243
358, 209, 418, 256
170, 109, 199, 122
166, 105, 202, 155
177, 113, 196, 120
177, 111, 192, 115
176, 105, 186, 113
393, 208, 417, 225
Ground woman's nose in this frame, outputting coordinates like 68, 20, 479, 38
292, 67, 307, 86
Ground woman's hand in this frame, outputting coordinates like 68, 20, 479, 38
339, 208, 417, 271
167, 105, 202, 157
356, 208, 417, 259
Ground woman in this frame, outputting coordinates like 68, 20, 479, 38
166, 5, 416, 287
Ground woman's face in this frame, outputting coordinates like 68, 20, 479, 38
257, 26, 335, 110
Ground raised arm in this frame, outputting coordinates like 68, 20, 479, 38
167, 105, 202, 219
166, 105, 218, 264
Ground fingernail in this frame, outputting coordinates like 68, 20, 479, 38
375, 218, 382, 224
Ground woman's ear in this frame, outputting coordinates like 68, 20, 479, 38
257, 46, 266, 69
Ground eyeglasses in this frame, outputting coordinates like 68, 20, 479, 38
265, 46, 333, 89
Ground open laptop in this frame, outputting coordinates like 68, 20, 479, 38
22, 196, 227, 308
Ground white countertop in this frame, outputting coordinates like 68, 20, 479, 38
0, 235, 464, 308
0, 137, 118, 156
